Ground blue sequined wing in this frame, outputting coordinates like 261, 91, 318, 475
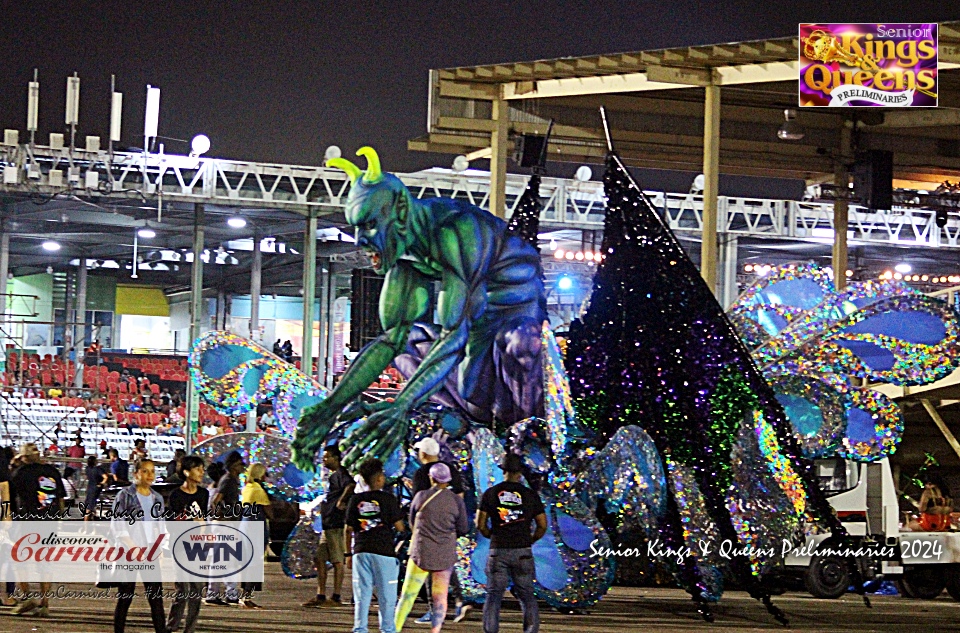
727, 263, 835, 348
762, 294, 960, 386
189, 331, 328, 435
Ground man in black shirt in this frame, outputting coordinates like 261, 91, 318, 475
303, 445, 355, 608
167, 455, 209, 633
477, 453, 547, 633
345, 458, 404, 633
8, 443, 66, 617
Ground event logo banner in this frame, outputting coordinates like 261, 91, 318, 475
0, 521, 264, 583
799, 23, 937, 107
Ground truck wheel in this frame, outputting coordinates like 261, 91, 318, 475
946, 566, 960, 602
898, 567, 946, 600
804, 555, 850, 599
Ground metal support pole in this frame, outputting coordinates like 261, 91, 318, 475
74, 258, 87, 388
0, 228, 8, 333
249, 234, 262, 344
718, 233, 739, 310
489, 97, 509, 219
325, 262, 336, 388
832, 124, 853, 291
302, 214, 317, 375
700, 84, 721, 293
317, 262, 328, 384
216, 288, 226, 330
185, 203, 205, 453
921, 399, 960, 461
63, 270, 74, 363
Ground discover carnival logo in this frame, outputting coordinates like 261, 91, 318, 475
799, 23, 937, 107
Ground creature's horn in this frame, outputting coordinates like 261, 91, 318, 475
357, 146, 383, 183
326, 157, 362, 185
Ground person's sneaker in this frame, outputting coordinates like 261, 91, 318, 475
414, 611, 433, 625
12, 599, 39, 615
453, 603, 472, 623
239, 599, 262, 609
203, 597, 227, 606
34, 605, 50, 618
224, 598, 240, 606
301, 595, 325, 608
318, 598, 341, 609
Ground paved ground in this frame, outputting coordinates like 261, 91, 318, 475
1, 563, 958, 632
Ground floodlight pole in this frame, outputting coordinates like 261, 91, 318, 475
832, 123, 853, 291
301, 213, 318, 376
74, 256, 87, 388
489, 97, 509, 219
185, 203, 205, 453
325, 261, 336, 388
700, 84, 721, 293
249, 232, 261, 344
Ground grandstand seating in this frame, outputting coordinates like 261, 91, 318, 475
0, 393, 184, 462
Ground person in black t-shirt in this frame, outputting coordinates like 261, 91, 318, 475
345, 458, 404, 633
477, 453, 547, 633
207, 450, 244, 605
166, 455, 209, 633
303, 445, 355, 608
8, 443, 66, 617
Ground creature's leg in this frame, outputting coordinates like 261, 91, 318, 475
394, 323, 469, 413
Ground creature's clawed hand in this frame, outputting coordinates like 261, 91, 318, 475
291, 400, 341, 471
341, 406, 410, 470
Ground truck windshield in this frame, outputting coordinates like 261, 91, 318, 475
814, 457, 860, 496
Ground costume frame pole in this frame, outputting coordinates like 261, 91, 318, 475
302, 213, 317, 375
700, 84, 721, 292
185, 203, 205, 453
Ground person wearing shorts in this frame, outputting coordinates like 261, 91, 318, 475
303, 445, 355, 608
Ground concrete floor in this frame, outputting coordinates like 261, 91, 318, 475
0, 563, 957, 633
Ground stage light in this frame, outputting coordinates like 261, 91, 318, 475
564, 251, 574, 260
558, 276, 574, 291
227, 217, 247, 229
190, 134, 210, 156
549, 238, 558, 251
575, 251, 584, 261
137, 228, 156, 238
744, 264, 754, 272
42, 241, 60, 251
894, 272, 903, 280
554, 249, 565, 259
777, 109, 804, 141
845, 270, 853, 277
574, 166, 592, 182
894, 263, 912, 274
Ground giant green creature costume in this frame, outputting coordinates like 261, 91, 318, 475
292, 148, 546, 469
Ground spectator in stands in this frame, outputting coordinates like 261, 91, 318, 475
111, 458, 166, 633
206, 451, 245, 605
259, 408, 275, 430
239, 463, 273, 609
172, 391, 183, 407
97, 404, 108, 421
166, 455, 209, 633
48, 382, 63, 398
273, 340, 283, 356
166, 449, 186, 482
109, 448, 130, 485
8, 443, 66, 617
84, 455, 108, 520
127, 399, 142, 413
281, 340, 293, 362
53, 422, 64, 444
66, 436, 86, 468
132, 439, 148, 462
160, 388, 172, 407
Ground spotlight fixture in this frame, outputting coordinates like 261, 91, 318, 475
894, 263, 912, 274
42, 241, 60, 251
190, 134, 211, 156
227, 217, 247, 229
558, 275, 574, 291
777, 109, 805, 141
137, 228, 156, 238
936, 209, 949, 228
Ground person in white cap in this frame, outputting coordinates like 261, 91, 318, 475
409, 437, 470, 623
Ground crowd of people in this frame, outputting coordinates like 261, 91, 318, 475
0, 432, 551, 633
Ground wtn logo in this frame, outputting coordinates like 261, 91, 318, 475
181, 542, 243, 563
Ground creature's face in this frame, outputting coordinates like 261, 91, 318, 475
345, 174, 409, 275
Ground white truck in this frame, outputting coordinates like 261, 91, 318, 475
784, 456, 960, 600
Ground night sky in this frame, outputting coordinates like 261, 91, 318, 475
1, 2, 955, 176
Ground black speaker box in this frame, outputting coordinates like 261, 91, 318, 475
514, 134, 547, 168
853, 150, 893, 211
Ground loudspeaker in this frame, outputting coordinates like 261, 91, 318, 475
852, 150, 893, 211
350, 269, 384, 352
514, 134, 547, 168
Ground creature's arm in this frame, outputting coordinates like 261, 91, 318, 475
391, 221, 489, 414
